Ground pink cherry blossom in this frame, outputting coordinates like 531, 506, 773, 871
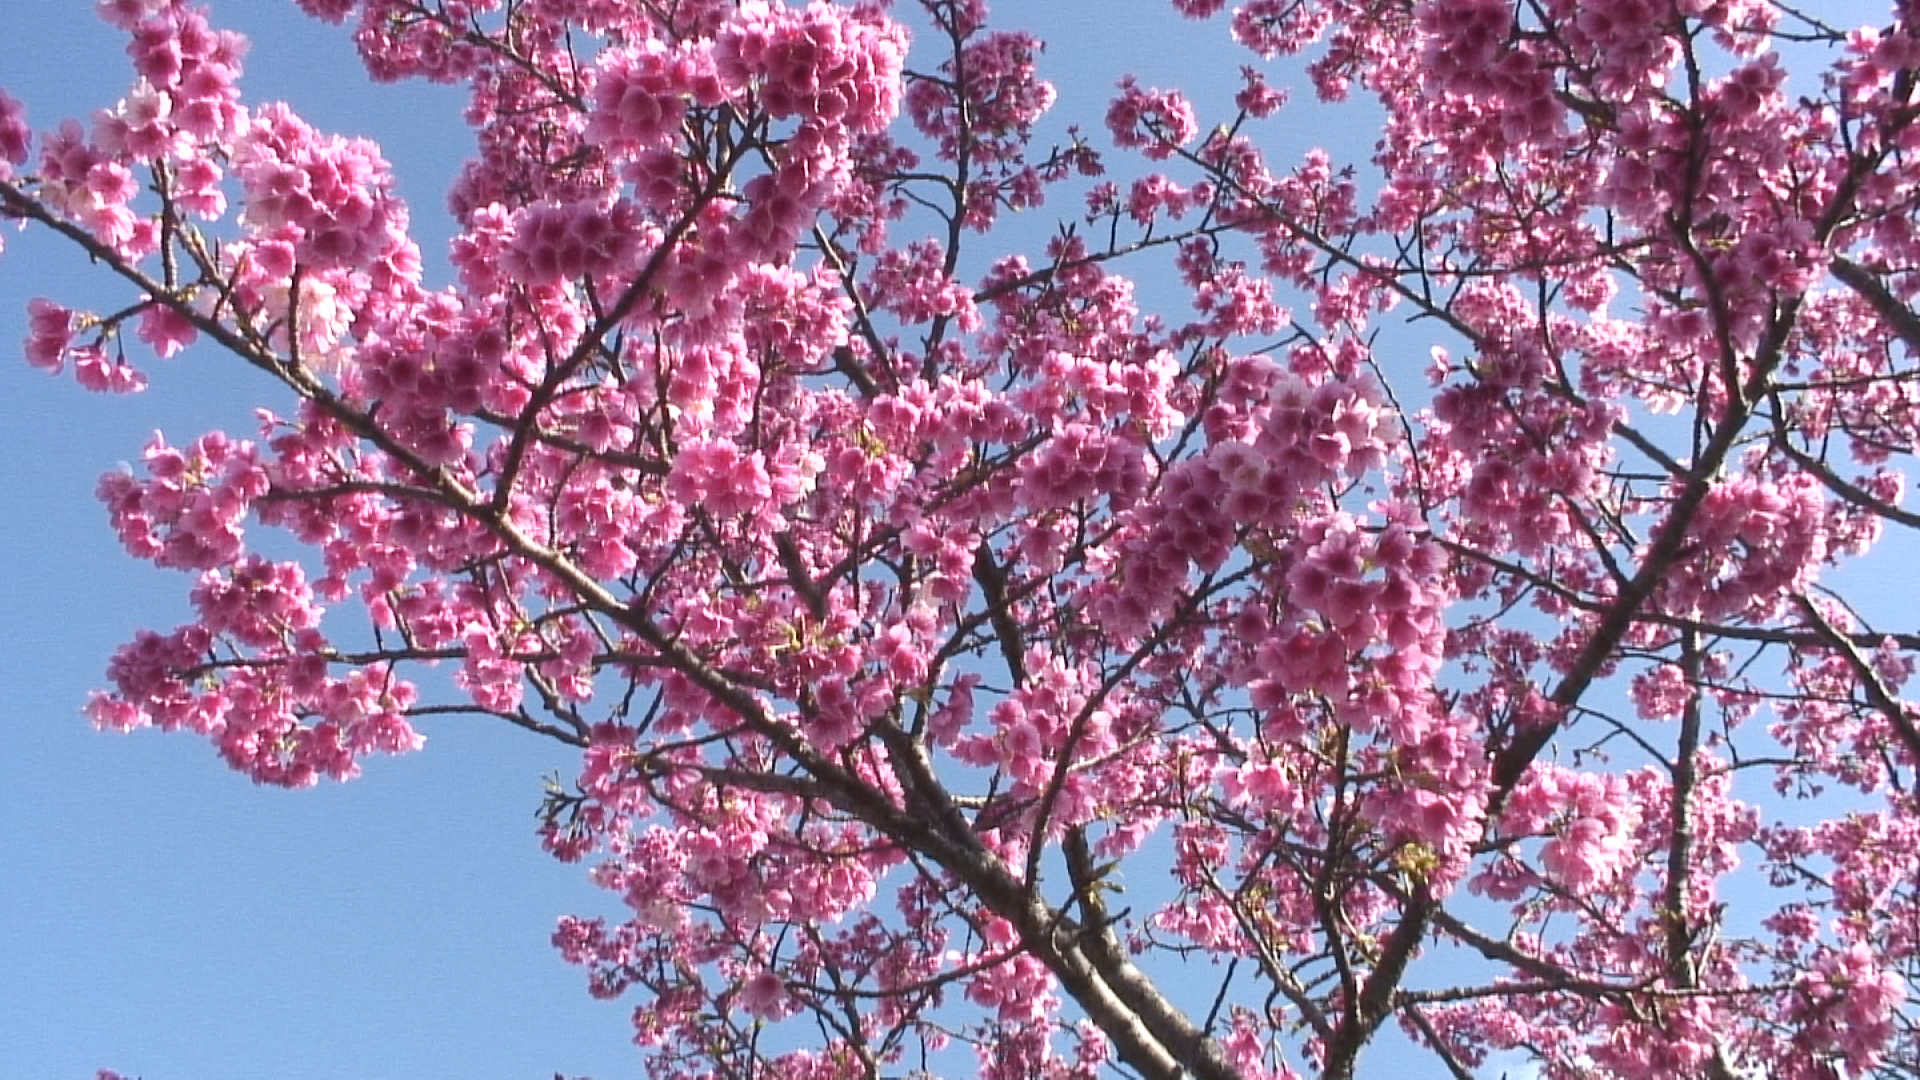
9, 0, 1920, 1078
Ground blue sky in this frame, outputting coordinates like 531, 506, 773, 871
2, 2, 1904, 1080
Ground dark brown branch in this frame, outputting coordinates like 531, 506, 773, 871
1832, 255, 1920, 356
1792, 593, 1920, 767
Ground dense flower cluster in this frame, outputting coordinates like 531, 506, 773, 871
7, 0, 1920, 1078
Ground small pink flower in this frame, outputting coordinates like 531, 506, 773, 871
0, 89, 30, 175
136, 301, 198, 359
738, 969, 790, 1020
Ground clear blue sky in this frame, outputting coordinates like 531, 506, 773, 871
0, 5, 1271, 1079
2, 3, 1901, 1080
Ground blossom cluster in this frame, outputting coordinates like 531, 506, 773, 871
6, 0, 1920, 1077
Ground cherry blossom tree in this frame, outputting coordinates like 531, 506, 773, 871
8, 0, 1920, 1077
